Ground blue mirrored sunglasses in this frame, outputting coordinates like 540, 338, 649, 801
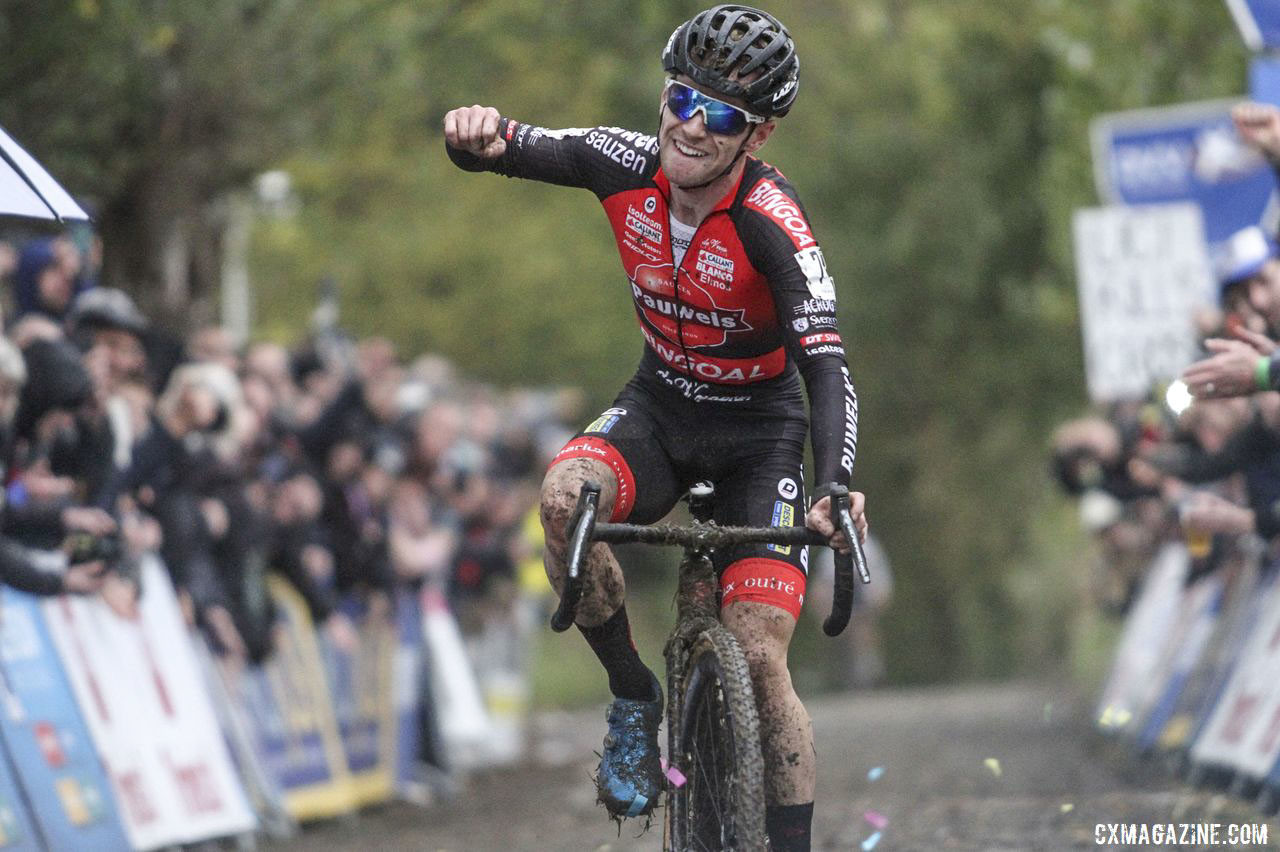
664, 80, 766, 136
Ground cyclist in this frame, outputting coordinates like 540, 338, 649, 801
445, 6, 867, 849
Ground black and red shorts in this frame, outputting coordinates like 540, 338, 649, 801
551, 374, 811, 618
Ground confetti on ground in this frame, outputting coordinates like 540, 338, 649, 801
1060, 803, 1075, 814
659, 758, 687, 788
1098, 705, 1133, 729
983, 757, 1002, 777
863, 809, 889, 831
867, 766, 885, 781
861, 831, 882, 851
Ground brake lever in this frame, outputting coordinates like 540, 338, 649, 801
822, 487, 870, 637
549, 482, 600, 632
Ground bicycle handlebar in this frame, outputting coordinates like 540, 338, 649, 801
548, 482, 870, 636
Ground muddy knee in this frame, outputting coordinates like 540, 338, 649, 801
539, 458, 617, 558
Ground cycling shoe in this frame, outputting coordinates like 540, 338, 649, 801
595, 674, 663, 818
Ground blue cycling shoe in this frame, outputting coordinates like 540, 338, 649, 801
596, 675, 663, 818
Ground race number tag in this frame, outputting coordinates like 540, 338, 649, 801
794, 247, 836, 300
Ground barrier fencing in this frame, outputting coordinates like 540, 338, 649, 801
0, 552, 523, 851
1097, 536, 1280, 814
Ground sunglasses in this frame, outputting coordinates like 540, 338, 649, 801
664, 80, 766, 136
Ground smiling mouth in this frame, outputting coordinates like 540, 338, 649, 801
673, 139, 708, 158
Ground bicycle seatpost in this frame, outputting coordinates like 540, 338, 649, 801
550, 481, 601, 632
822, 485, 871, 637
687, 481, 715, 522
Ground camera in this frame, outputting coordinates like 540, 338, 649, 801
66, 531, 125, 572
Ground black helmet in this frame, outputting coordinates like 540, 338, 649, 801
662, 5, 799, 118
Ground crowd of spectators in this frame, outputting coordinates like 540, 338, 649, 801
0, 229, 581, 682
1051, 101, 1280, 612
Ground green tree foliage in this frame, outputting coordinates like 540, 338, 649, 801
0, 0, 1254, 682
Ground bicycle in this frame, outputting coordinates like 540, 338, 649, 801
549, 480, 870, 851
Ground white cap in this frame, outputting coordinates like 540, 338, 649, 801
1212, 225, 1277, 291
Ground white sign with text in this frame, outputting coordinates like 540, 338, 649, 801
1073, 204, 1215, 402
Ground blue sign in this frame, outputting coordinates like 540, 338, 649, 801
1091, 99, 1277, 245
0, 592, 129, 851
1227, 0, 1280, 50
1250, 54, 1280, 106
0, 746, 44, 850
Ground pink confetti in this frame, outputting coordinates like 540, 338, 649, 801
660, 758, 687, 788
863, 809, 889, 831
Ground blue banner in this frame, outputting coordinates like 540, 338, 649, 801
1091, 100, 1277, 245
1227, 0, 1280, 50
1249, 54, 1280, 107
392, 590, 424, 795
0, 746, 42, 851
0, 592, 129, 851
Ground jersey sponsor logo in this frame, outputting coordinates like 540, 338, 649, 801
586, 130, 650, 173
793, 298, 836, 316
794, 246, 836, 300
527, 126, 591, 146
654, 369, 752, 403
632, 285, 747, 337
720, 559, 806, 618
803, 343, 846, 357
840, 365, 858, 476
586, 413, 622, 433
625, 206, 664, 244
641, 327, 782, 383
505, 121, 519, 141
644, 195, 657, 213
694, 248, 735, 289
515, 122, 530, 147
633, 263, 675, 296
778, 477, 798, 500
553, 436, 635, 521
768, 500, 795, 554
597, 126, 660, 155
744, 179, 817, 249
792, 317, 809, 332
800, 332, 842, 347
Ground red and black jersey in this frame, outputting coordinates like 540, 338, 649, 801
447, 121, 858, 487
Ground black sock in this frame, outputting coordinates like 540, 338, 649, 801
577, 605, 656, 700
765, 802, 813, 852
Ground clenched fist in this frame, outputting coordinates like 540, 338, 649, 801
443, 105, 506, 158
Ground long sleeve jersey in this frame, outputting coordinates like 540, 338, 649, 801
447, 120, 858, 487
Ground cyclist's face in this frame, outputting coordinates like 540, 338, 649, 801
658, 75, 774, 189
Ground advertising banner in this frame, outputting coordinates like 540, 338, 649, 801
1189, 564, 1280, 778
42, 557, 256, 849
1158, 559, 1268, 752
1096, 543, 1191, 735
1090, 99, 1276, 245
0, 744, 43, 851
391, 589, 425, 796
1227, 0, 1280, 50
421, 583, 494, 769
320, 599, 396, 807
236, 577, 356, 822
0, 590, 129, 851
1073, 204, 1214, 402
1136, 574, 1225, 751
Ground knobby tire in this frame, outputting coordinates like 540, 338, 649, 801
668, 628, 766, 851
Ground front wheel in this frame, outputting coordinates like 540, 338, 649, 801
667, 628, 766, 851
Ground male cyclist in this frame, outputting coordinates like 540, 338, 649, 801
445, 6, 867, 850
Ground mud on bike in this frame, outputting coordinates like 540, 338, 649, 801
550, 480, 870, 851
